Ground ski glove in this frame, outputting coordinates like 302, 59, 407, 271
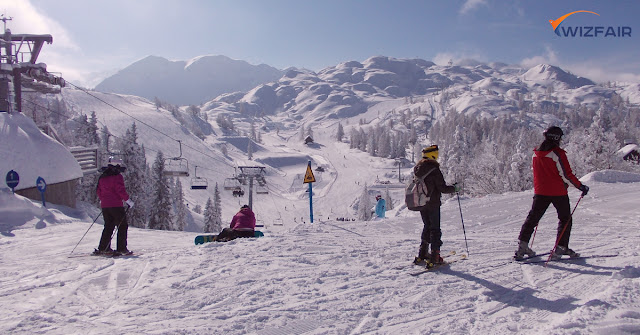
453, 183, 461, 193
125, 199, 134, 208
578, 184, 589, 196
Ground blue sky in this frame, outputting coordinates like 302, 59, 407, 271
3, 0, 639, 86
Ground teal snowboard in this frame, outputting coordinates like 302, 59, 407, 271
195, 231, 264, 245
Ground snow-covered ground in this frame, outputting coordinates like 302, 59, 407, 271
1, 170, 639, 335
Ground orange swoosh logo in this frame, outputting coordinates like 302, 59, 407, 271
549, 10, 600, 30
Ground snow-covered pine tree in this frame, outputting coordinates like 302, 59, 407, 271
203, 197, 215, 233
120, 123, 149, 228
192, 204, 202, 214
148, 151, 173, 230
384, 187, 394, 210
173, 178, 188, 231
336, 122, 345, 142
211, 183, 223, 233
358, 184, 373, 221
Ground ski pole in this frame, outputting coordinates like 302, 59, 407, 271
530, 225, 539, 248
70, 211, 103, 255
456, 192, 470, 256
545, 195, 583, 266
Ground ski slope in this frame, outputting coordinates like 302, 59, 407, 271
1, 171, 639, 334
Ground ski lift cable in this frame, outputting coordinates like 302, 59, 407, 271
64, 82, 227, 165
22, 98, 166, 158
25, 87, 226, 168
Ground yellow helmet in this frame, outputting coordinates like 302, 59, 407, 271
422, 145, 439, 160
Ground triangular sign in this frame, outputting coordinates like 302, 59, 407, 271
303, 165, 316, 183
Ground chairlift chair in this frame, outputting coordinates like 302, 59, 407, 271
164, 140, 189, 177
256, 184, 268, 194
224, 177, 241, 190
164, 157, 189, 177
190, 166, 208, 190
232, 187, 245, 197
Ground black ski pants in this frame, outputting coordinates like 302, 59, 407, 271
98, 207, 128, 252
518, 194, 573, 248
419, 206, 442, 257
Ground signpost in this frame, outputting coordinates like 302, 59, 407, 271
303, 161, 316, 223
36, 176, 47, 207
5, 170, 19, 194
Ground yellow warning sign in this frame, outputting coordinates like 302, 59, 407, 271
303, 165, 316, 183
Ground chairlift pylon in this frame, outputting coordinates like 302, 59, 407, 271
190, 165, 208, 190
164, 140, 189, 177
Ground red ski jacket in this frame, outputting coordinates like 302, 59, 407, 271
96, 174, 130, 208
230, 207, 256, 231
532, 147, 583, 196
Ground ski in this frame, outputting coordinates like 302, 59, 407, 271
409, 253, 467, 276
409, 257, 464, 276
67, 251, 139, 259
512, 252, 551, 262
518, 254, 618, 264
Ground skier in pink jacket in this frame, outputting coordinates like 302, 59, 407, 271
94, 157, 134, 256
215, 205, 256, 241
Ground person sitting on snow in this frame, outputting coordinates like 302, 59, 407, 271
214, 205, 256, 242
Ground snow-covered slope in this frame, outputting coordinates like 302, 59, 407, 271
1, 170, 639, 334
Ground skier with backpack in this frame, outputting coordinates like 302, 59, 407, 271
514, 126, 589, 261
410, 145, 459, 266
94, 157, 134, 256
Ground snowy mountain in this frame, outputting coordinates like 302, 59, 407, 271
94, 55, 284, 105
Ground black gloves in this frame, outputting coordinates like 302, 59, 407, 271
578, 184, 589, 196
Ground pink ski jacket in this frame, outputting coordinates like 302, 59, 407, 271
97, 174, 130, 208
230, 207, 256, 231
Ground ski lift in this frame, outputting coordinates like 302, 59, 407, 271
256, 184, 268, 194
224, 177, 241, 190
190, 166, 208, 190
164, 140, 189, 177
273, 218, 283, 226
232, 187, 245, 197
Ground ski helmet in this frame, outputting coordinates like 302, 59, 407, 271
543, 126, 563, 142
422, 145, 439, 160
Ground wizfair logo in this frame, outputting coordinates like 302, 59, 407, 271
549, 10, 631, 37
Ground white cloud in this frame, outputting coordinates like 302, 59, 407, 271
459, 0, 488, 15
0, 0, 78, 50
432, 51, 486, 66
520, 45, 559, 68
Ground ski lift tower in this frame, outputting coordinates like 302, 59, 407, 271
0, 15, 65, 114
236, 165, 267, 209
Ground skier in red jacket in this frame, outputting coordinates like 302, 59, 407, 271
94, 157, 134, 256
515, 126, 589, 260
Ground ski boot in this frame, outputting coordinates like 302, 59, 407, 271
113, 249, 133, 257
426, 251, 444, 269
551, 245, 580, 260
514, 240, 536, 260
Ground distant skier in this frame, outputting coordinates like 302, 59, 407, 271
413, 145, 459, 265
514, 126, 589, 260
94, 157, 134, 256
375, 194, 386, 218
214, 205, 256, 242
